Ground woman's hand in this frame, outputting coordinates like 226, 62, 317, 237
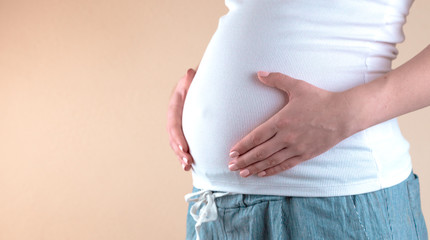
228, 71, 355, 177
167, 67, 198, 171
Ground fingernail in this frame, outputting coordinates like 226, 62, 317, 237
258, 171, 266, 177
240, 169, 250, 177
182, 163, 186, 170
182, 156, 189, 165
179, 144, 184, 152
229, 151, 239, 158
228, 164, 238, 171
258, 71, 270, 77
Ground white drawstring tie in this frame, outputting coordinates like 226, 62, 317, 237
185, 189, 238, 240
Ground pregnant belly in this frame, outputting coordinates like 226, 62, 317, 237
181, 38, 369, 181
182, 57, 287, 179
180, 0, 391, 181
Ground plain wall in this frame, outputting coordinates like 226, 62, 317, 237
0, 0, 429, 239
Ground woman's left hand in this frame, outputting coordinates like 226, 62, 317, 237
228, 71, 355, 178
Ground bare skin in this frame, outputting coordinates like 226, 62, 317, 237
167, 66, 198, 171
228, 44, 430, 178
227, 71, 352, 177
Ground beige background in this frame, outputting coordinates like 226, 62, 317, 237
0, 0, 428, 239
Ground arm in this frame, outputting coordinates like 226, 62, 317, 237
227, 45, 430, 177
344, 44, 430, 136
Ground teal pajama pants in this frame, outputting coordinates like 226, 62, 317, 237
185, 171, 428, 240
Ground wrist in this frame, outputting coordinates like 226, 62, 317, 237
334, 90, 364, 139
336, 74, 390, 137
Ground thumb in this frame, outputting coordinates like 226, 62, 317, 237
257, 71, 297, 93
183, 68, 197, 87
186, 68, 196, 79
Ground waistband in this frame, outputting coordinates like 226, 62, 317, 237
184, 189, 239, 240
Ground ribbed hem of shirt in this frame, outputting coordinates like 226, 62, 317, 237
191, 165, 412, 197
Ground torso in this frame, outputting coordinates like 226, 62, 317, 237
182, 0, 414, 197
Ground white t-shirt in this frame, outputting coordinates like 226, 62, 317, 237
181, 0, 414, 197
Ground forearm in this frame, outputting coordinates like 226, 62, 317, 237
342, 44, 430, 135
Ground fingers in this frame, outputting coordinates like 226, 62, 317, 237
257, 156, 303, 177
177, 156, 192, 171
237, 148, 297, 177
169, 124, 193, 163
257, 71, 298, 95
169, 123, 188, 151
228, 137, 284, 171
236, 147, 290, 177
229, 116, 279, 162
169, 137, 194, 171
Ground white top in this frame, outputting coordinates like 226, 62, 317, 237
181, 0, 414, 197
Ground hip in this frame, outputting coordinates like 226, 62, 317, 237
186, 171, 428, 240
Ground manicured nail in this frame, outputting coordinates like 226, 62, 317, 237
182, 156, 189, 165
229, 151, 239, 158
228, 164, 238, 171
182, 163, 186, 170
179, 144, 184, 152
258, 71, 270, 77
258, 171, 266, 177
240, 169, 250, 177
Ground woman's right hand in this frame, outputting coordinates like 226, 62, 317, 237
167, 67, 198, 171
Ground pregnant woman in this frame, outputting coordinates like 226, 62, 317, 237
167, 0, 429, 239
